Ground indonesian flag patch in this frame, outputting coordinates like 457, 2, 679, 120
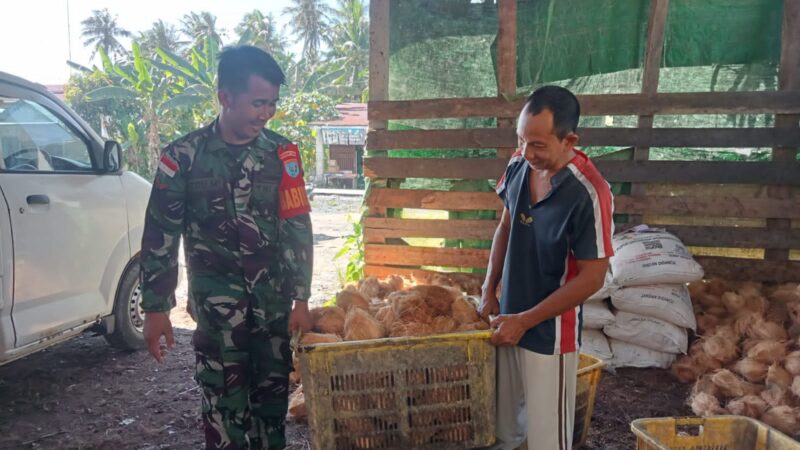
158, 153, 179, 178
277, 143, 311, 219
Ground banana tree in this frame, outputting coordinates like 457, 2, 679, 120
152, 37, 220, 125
85, 39, 219, 176
85, 43, 173, 175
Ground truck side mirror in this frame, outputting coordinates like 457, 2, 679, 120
103, 140, 122, 172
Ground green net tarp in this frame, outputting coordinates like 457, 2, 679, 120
380, 0, 787, 265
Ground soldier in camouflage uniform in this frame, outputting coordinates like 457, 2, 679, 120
140, 46, 313, 450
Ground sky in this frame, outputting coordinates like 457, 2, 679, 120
0, 0, 320, 85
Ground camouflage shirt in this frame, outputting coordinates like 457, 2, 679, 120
140, 120, 313, 313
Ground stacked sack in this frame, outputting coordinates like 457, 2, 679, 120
582, 226, 704, 369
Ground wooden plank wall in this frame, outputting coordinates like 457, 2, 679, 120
364, 0, 800, 284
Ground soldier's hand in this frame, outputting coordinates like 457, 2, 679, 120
289, 301, 312, 333
143, 312, 174, 363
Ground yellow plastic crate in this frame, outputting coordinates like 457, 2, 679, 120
298, 331, 496, 450
574, 353, 605, 449
631, 416, 800, 450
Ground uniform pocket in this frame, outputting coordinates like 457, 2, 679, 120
187, 176, 228, 223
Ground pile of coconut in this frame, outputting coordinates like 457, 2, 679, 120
671, 279, 800, 436
288, 274, 490, 419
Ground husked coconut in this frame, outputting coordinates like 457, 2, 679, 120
311, 306, 346, 335
449, 273, 483, 295
787, 302, 800, 326
747, 340, 788, 365
389, 290, 435, 324
747, 318, 789, 341
766, 363, 793, 390
696, 314, 721, 335
692, 374, 722, 399
760, 406, 800, 436
288, 385, 306, 418
344, 307, 385, 341
732, 358, 769, 383
672, 356, 700, 383
358, 276, 382, 299
690, 392, 726, 416
734, 310, 762, 338
407, 285, 457, 315
703, 333, 739, 364
707, 278, 731, 296
289, 370, 302, 385
688, 281, 707, 298
336, 290, 370, 311
698, 293, 724, 309
690, 342, 723, 373
761, 385, 790, 408
431, 315, 457, 334
770, 288, 800, 305
390, 321, 434, 337
765, 301, 791, 326
451, 297, 480, 324
726, 395, 768, 419
706, 306, 728, 318
722, 292, 746, 313
456, 321, 491, 332
375, 305, 397, 331
743, 295, 769, 316
785, 351, 800, 376
710, 369, 760, 398
737, 282, 763, 298
301, 332, 343, 345
386, 275, 405, 292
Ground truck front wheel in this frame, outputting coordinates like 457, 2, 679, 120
105, 260, 146, 350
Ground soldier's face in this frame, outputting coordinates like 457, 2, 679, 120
219, 74, 280, 142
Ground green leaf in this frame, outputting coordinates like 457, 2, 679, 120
161, 94, 208, 110
156, 47, 206, 84
150, 60, 206, 86
132, 42, 152, 88
86, 86, 138, 101
99, 48, 114, 74
67, 60, 93, 73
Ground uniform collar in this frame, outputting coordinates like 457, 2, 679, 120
206, 117, 275, 153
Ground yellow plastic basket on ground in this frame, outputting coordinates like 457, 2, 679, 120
298, 331, 496, 450
574, 353, 605, 449
631, 416, 800, 450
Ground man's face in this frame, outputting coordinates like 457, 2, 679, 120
516, 108, 576, 171
219, 74, 279, 142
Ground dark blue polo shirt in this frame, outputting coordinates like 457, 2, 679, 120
496, 149, 614, 355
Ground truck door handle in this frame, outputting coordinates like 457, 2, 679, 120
26, 195, 49, 205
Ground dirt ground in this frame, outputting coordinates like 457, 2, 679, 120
0, 194, 693, 450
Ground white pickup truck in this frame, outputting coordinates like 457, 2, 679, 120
0, 71, 152, 365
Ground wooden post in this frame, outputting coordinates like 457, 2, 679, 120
496, 0, 518, 161
766, 0, 800, 261
630, 0, 669, 224
367, 0, 391, 222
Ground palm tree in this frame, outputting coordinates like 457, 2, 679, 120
139, 20, 184, 57
283, 0, 333, 64
181, 12, 223, 50
236, 10, 287, 57
80, 9, 132, 60
316, 0, 369, 100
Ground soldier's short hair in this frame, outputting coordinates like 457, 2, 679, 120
218, 45, 286, 92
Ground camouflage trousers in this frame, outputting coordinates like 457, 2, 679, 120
190, 277, 293, 450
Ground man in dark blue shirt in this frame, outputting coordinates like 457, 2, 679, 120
479, 86, 614, 450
